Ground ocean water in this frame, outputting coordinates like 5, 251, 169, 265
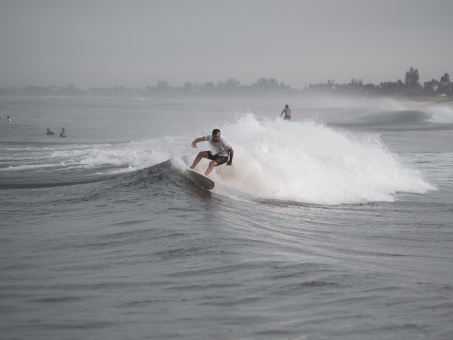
1, 95, 452, 339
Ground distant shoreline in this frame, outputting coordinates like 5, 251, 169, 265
1, 91, 452, 103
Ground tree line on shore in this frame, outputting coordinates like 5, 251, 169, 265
1, 68, 451, 97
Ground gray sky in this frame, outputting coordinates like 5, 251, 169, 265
1, 0, 452, 89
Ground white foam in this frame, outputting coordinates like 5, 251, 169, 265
1, 163, 58, 171
425, 104, 453, 123
202, 114, 435, 205
50, 141, 174, 171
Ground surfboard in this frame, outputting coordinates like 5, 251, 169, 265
186, 168, 215, 190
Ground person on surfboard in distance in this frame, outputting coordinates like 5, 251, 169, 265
190, 129, 234, 176
280, 104, 291, 121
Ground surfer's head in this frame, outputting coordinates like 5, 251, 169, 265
212, 129, 221, 142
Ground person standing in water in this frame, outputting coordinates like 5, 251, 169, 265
190, 129, 234, 176
280, 104, 292, 121
60, 128, 66, 137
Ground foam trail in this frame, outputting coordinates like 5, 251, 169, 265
205, 114, 435, 205
1, 141, 176, 175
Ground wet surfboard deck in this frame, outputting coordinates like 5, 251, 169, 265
186, 168, 215, 190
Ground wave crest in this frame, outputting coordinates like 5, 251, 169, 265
206, 114, 435, 205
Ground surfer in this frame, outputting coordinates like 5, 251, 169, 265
280, 104, 291, 121
60, 128, 66, 137
190, 129, 234, 176
46, 128, 55, 135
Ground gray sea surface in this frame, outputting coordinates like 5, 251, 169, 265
1, 95, 452, 339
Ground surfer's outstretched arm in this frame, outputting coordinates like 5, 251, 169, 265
191, 137, 206, 148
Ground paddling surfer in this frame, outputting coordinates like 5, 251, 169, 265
190, 129, 234, 176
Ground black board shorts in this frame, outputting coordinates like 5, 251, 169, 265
207, 151, 228, 166
283, 115, 291, 121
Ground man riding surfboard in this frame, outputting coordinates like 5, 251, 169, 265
190, 129, 234, 176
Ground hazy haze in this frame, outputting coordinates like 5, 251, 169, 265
1, 0, 452, 89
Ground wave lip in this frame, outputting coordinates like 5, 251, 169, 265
338, 107, 453, 131
361, 110, 430, 125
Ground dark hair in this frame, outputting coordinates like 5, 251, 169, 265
212, 129, 220, 135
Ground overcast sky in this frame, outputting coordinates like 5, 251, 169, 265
1, 0, 452, 89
